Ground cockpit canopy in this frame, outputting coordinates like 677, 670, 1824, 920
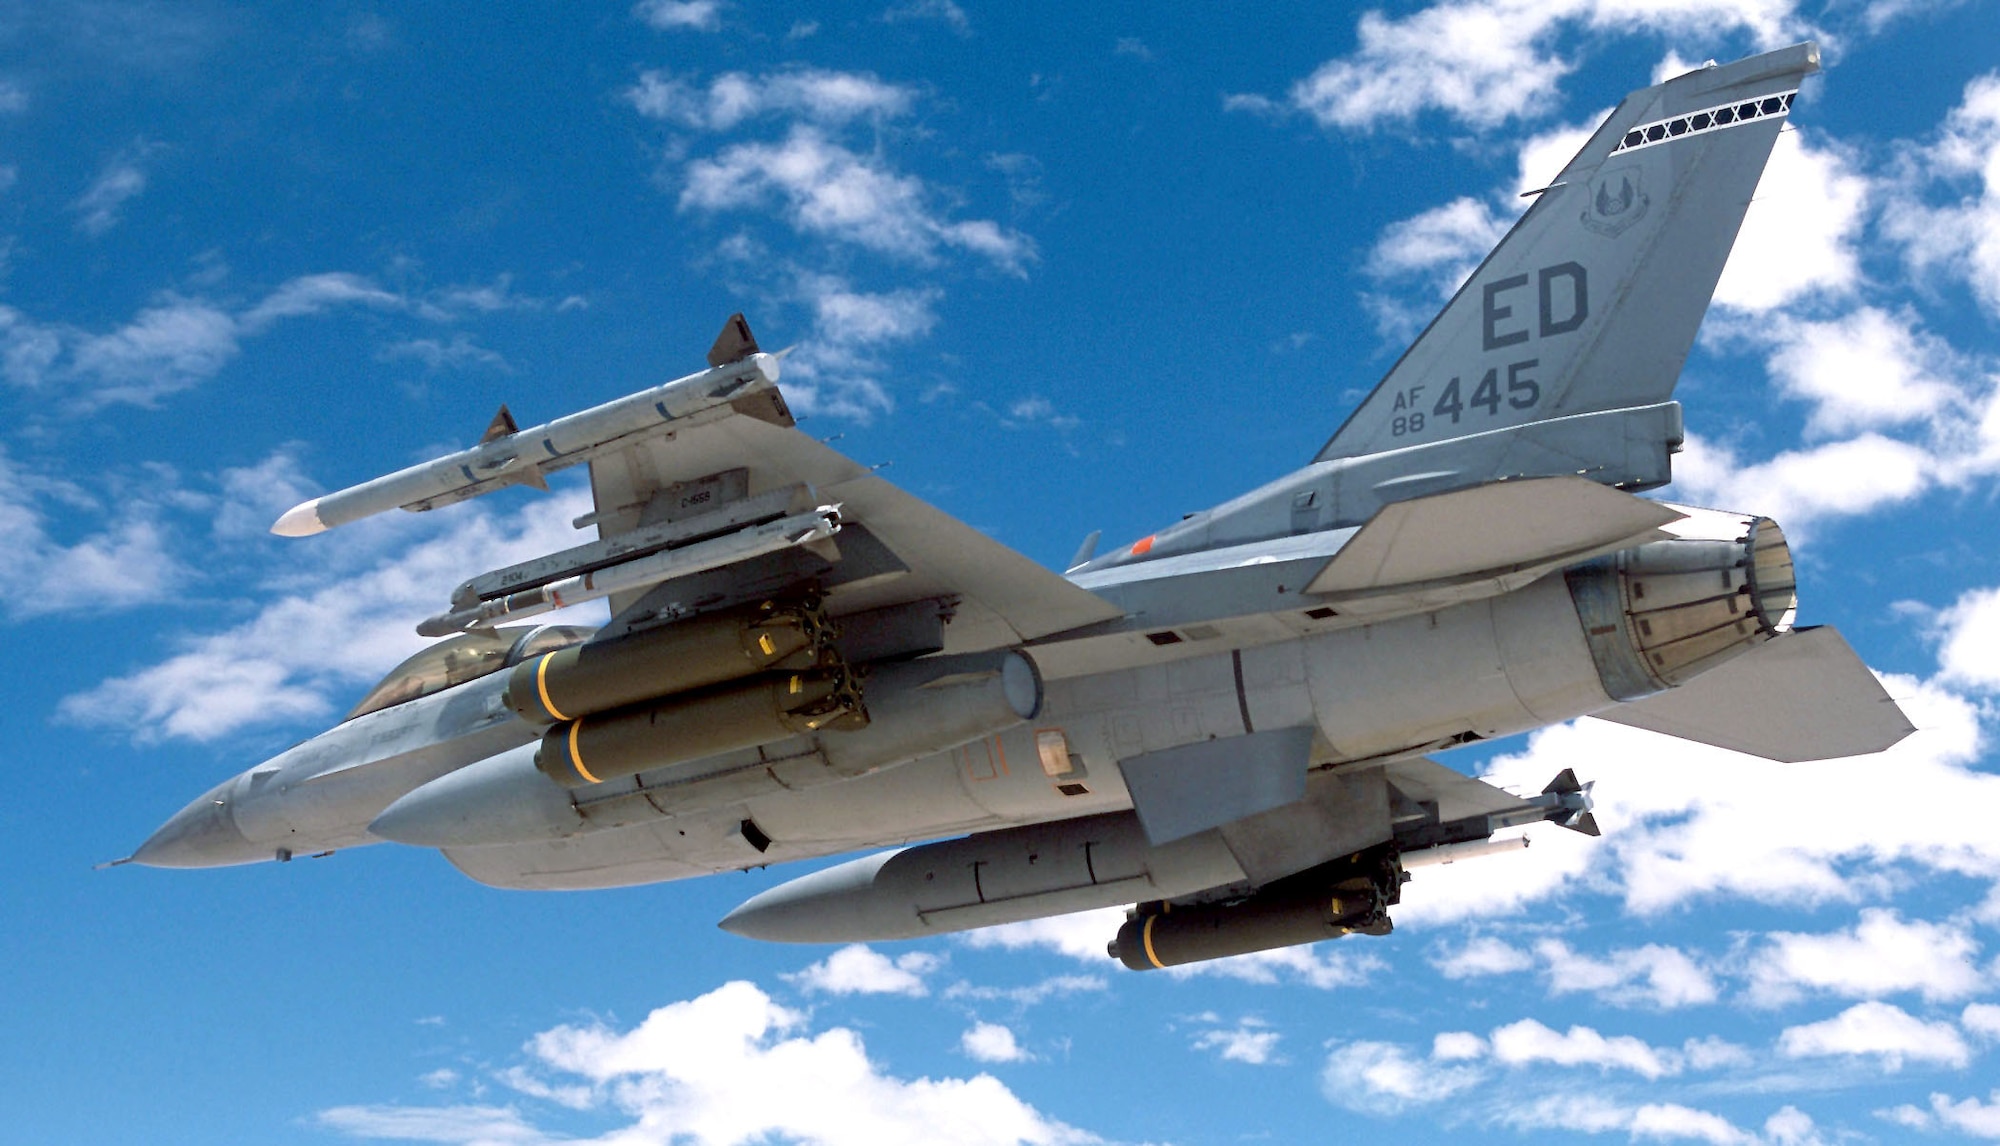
346, 624, 597, 721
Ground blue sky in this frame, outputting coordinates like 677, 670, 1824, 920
9, 1, 2000, 1143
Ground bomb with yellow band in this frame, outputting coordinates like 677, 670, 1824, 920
502, 598, 832, 726
535, 666, 867, 788
1109, 848, 1401, 971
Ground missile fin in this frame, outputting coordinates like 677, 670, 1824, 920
1564, 811, 1602, 837
480, 403, 521, 443
707, 312, 761, 368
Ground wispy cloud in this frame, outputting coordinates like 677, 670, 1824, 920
681, 126, 1032, 273
61, 488, 593, 742
2, 271, 552, 406
628, 68, 915, 131
882, 0, 969, 36
632, 0, 722, 32
1255, 0, 1812, 133
73, 139, 166, 236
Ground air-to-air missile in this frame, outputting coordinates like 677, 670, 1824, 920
272, 319, 784, 537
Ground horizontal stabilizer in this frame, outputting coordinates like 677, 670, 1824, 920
1307, 475, 1682, 595
1591, 626, 1914, 762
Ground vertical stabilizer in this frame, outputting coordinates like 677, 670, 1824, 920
1316, 43, 1819, 465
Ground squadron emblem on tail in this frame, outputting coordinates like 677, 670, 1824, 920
1583, 166, 1649, 237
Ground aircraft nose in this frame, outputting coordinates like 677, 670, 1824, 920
132, 780, 267, 868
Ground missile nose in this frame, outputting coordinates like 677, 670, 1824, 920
132, 780, 267, 868
271, 498, 326, 537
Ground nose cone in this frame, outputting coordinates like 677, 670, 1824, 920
132, 780, 267, 868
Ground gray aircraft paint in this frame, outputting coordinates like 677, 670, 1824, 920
132, 44, 1913, 965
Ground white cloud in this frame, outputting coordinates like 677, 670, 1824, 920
1489, 1018, 1681, 1078
961, 1021, 1034, 1063
61, 489, 593, 742
1936, 586, 2000, 692
68, 298, 239, 404
806, 278, 940, 349
318, 1103, 549, 1144
240, 272, 405, 328
1746, 308, 1962, 436
1367, 196, 1509, 297
775, 275, 942, 421
1190, 1018, 1282, 1065
1435, 1031, 1489, 1061
2, 272, 419, 406
1494, 1094, 1754, 1145
633, 0, 721, 32
1359, 111, 1598, 336
0, 449, 190, 617
680, 127, 1032, 273
416, 1068, 459, 1089
379, 334, 509, 373
1671, 431, 1933, 532
1288, 4, 1574, 131
1322, 1040, 1483, 1114
1535, 939, 1719, 1009
1280, 1, 1806, 132
1778, 1000, 1971, 1069
1965, 1002, 2000, 1040
1391, 659, 2000, 925
1760, 1106, 1824, 1146
959, 908, 1124, 963
1884, 72, 2000, 319
1747, 908, 1986, 1006
628, 68, 914, 131
327, 981, 1097, 1146
211, 449, 319, 540
1925, 1090, 2000, 1138
1682, 1036, 1754, 1070
73, 140, 164, 235
1166, 942, 1384, 990
786, 944, 941, 997
1713, 130, 1870, 314
942, 974, 1107, 1007
1430, 935, 1534, 978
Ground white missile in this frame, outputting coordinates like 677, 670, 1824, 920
414, 504, 842, 635
271, 349, 784, 537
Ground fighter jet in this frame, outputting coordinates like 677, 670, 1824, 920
130, 43, 1913, 971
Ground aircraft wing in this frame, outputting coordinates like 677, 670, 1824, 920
582, 411, 1124, 650
272, 315, 1123, 651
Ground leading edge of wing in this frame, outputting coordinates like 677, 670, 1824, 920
584, 413, 1123, 651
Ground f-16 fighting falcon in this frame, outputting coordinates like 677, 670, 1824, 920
129, 43, 1914, 972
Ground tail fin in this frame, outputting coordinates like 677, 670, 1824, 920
1317, 43, 1819, 465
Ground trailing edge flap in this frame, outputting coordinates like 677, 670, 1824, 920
587, 412, 1123, 650
1306, 475, 1682, 596
1118, 726, 1316, 846
1381, 756, 1534, 822
1591, 626, 1915, 762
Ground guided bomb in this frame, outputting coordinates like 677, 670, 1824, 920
536, 668, 864, 788
1109, 849, 1402, 971
502, 598, 832, 725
